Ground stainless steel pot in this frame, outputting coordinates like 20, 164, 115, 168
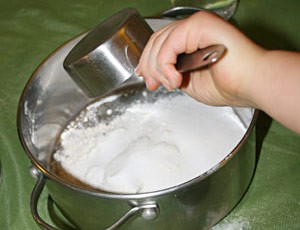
17, 16, 258, 230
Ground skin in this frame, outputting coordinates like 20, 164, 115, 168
136, 11, 300, 134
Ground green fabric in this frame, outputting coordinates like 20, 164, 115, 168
0, 0, 299, 229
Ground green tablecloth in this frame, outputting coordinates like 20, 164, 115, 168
0, 0, 299, 229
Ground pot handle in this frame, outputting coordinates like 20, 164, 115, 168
105, 202, 159, 230
159, 5, 235, 20
159, 6, 203, 18
30, 166, 58, 230
30, 166, 159, 230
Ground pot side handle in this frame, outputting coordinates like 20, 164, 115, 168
159, 6, 202, 18
105, 202, 159, 230
30, 166, 159, 230
30, 166, 59, 230
159, 6, 236, 20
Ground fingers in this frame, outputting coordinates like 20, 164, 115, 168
136, 20, 184, 91
137, 24, 173, 90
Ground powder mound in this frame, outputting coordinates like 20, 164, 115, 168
53, 88, 252, 194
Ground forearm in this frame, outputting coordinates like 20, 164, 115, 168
245, 50, 300, 134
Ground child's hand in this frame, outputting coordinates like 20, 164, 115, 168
136, 11, 264, 107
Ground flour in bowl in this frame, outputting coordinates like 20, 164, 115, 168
53, 87, 252, 194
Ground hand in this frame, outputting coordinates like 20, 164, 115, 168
136, 11, 265, 107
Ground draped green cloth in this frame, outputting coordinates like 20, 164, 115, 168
0, 0, 299, 229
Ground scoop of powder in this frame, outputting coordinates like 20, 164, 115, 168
53, 90, 252, 194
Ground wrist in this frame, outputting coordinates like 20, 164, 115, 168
236, 46, 268, 109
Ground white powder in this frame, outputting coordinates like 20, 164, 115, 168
54, 89, 251, 194
211, 216, 251, 230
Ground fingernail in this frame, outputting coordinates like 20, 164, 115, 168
162, 79, 172, 91
145, 79, 153, 90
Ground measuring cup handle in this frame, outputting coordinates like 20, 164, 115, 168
176, 44, 226, 73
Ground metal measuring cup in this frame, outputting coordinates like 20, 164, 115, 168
63, 8, 226, 98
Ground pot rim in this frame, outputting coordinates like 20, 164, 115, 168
17, 17, 259, 200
